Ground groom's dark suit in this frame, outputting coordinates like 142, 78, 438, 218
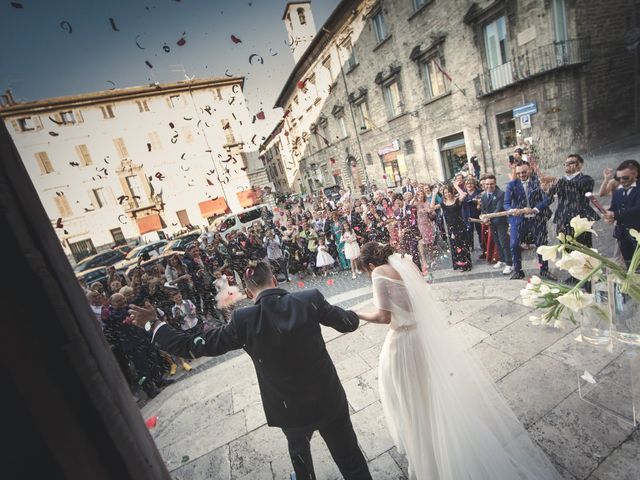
152, 287, 371, 479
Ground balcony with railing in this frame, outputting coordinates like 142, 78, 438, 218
473, 39, 591, 98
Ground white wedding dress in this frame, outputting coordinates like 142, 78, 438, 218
374, 254, 561, 480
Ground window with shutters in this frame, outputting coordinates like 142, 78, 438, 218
355, 100, 370, 131
168, 95, 182, 108
342, 39, 358, 71
75, 144, 93, 166
423, 56, 449, 100
337, 115, 348, 138
110, 228, 126, 245
69, 239, 97, 263
100, 105, 115, 119
17, 116, 38, 132
404, 139, 415, 154
54, 194, 73, 217
92, 188, 107, 208
113, 138, 129, 159
322, 56, 334, 82
125, 175, 148, 208
221, 119, 236, 144
148, 132, 162, 150
383, 79, 404, 118
372, 10, 388, 44
35, 152, 54, 174
60, 111, 76, 124
136, 100, 150, 112
182, 127, 194, 144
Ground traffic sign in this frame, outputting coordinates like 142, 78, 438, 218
513, 102, 538, 118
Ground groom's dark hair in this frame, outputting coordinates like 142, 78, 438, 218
243, 260, 274, 290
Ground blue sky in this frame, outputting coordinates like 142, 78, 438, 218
0, 0, 339, 113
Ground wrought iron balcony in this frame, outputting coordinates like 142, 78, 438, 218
473, 39, 591, 98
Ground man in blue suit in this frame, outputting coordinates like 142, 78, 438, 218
604, 160, 640, 267
504, 162, 555, 280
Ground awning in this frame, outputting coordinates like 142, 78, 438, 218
199, 197, 229, 218
237, 189, 259, 208
136, 214, 162, 235
382, 151, 398, 162
440, 137, 466, 150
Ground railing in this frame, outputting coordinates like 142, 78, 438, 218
474, 38, 591, 98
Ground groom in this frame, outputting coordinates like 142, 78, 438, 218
129, 261, 372, 480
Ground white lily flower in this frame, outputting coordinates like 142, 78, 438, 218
565, 251, 599, 280
570, 216, 598, 238
537, 245, 559, 262
539, 284, 551, 295
530, 275, 542, 285
630, 229, 640, 243
521, 296, 537, 307
557, 290, 595, 312
551, 288, 560, 294
529, 315, 542, 325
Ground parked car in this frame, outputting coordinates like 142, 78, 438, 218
210, 204, 269, 240
76, 266, 109, 289
112, 240, 168, 273
163, 232, 202, 253
73, 245, 131, 273
125, 250, 183, 280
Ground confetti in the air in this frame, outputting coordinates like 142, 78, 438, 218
109, 17, 120, 31
248, 53, 264, 65
145, 416, 158, 428
60, 21, 72, 34
230, 34, 242, 44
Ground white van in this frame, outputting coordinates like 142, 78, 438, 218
210, 204, 269, 240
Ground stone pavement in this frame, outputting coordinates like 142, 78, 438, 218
139, 238, 640, 480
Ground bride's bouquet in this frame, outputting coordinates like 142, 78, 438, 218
520, 216, 640, 328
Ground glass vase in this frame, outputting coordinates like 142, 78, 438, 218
579, 280, 611, 345
609, 276, 640, 346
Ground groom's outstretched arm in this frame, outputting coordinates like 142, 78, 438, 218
153, 320, 244, 359
129, 302, 244, 359
307, 289, 360, 333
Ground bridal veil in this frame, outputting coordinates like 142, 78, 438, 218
381, 253, 561, 479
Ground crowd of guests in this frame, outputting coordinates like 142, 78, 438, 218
78, 146, 639, 400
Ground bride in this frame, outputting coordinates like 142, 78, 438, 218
355, 242, 561, 480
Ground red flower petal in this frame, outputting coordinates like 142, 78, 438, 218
145, 416, 158, 428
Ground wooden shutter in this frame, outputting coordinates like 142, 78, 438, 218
35, 152, 54, 174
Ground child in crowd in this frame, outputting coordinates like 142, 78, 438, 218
168, 288, 196, 372
315, 237, 335, 276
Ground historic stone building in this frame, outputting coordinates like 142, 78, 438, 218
262, 0, 639, 194
0, 77, 268, 261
